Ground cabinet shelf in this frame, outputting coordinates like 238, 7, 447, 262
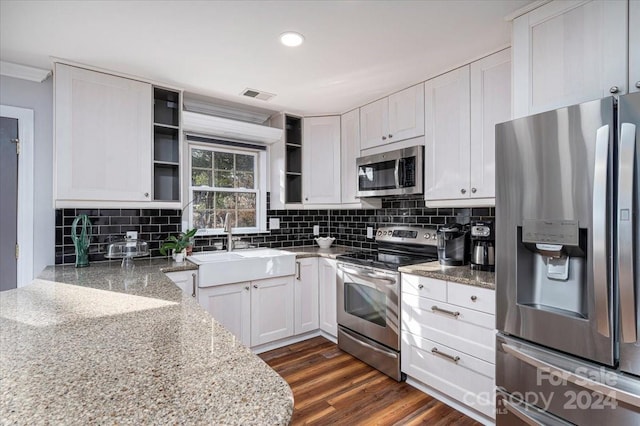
284, 115, 303, 204
154, 160, 179, 167
154, 87, 180, 127
153, 87, 181, 202
153, 123, 180, 130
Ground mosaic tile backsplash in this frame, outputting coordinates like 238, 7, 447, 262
55, 194, 494, 264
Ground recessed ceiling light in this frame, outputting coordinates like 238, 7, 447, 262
280, 31, 305, 47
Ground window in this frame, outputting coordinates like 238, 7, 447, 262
188, 143, 266, 234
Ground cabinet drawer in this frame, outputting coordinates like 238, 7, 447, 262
401, 274, 446, 302
401, 332, 495, 419
448, 282, 495, 314
401, 293, 495, 363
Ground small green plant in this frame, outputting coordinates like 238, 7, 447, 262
160, 228, 197, 256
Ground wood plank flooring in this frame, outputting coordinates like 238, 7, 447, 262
259, 336, 482, 425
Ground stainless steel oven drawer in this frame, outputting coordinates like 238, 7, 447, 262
338, 326, 403, 381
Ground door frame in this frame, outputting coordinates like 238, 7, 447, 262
0, 105, 34, 287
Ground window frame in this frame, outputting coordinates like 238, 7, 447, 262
187, 141, 267, 236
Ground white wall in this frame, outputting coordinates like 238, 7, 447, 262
0, 74, 54, 278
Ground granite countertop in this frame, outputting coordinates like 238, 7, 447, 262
399, 260, 495, 290
0, 259, 293, 425
284, 245, 357, 259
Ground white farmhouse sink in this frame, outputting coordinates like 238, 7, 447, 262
187, 249, 296, 287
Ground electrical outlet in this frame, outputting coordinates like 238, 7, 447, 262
126, 231, 138, 240
269, 218, 280, 230
313, 225, 320, 236
366, 227, 374, 239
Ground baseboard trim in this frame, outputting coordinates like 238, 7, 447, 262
405, 376, 495, 426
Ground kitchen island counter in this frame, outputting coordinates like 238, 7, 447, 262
0, 260, 293, 425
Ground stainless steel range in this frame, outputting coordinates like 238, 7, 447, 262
335, 226, 438, 381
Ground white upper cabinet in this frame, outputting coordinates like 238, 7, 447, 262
340, 109, 360, 204
360, 84, 424, 150
303, 116, 341, 204
387, 84, 425, 143
424, 66, 471, 202
630, 0, 640, 93
512, 0, 628, 117
54, 63, 153, 206
469, 49, 512, 199
360, 97, 388, 150
424, 49, 511, 206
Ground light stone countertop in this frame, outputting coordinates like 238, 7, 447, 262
399, 261, 495, 290
0, 259, 293, 425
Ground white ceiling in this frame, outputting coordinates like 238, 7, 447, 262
0, 0, 532, 117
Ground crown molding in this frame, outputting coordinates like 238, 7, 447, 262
504, 0, 552, 21
0, 61, 52, 83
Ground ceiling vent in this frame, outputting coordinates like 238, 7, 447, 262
241, 88, 276, 101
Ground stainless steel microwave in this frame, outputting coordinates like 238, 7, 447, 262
356, 145, 424, 197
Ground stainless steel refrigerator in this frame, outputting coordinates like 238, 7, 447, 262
495, 92, 640, 425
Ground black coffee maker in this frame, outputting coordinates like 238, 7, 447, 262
470, 220, 495, 271
437, 223, 469, 266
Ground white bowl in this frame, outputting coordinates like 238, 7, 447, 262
315, 237, 335, 249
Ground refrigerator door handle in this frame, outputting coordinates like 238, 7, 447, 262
501, 399, 546, 426
502, 343, 640, 408
498, 390, 573, 426
618, 122, 637, 343
593, 124, 611, 338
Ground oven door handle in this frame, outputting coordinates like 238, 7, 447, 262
337, 264, 396, 283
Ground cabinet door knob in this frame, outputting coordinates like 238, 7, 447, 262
471, 187, 477, 194
382, 135, 387, 140
388, 134, 393, 138
471, 295, 477, 302
461, 188, 467, 194
636, 81, 640, 89
418, 284, 424, 289
244, 286, 250, 291
305, 197, 308, 201
253, 284, 258, 289
610, 86, 620, 94
144, 192, 149, 198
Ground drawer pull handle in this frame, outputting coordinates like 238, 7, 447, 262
418, 284, 424, 289
470, 295, 477, 302
431, 305, 460, 318
431, 347, 460, 363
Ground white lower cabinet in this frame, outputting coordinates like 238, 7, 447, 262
251, 276, 295, 346
294, 258, 319, 334
318, 258, 338, 337
196, 256, 337, 349
401, 273, 496, 420
198, 275, 294, 347
164, 270, 198, 298
198, 281, 252, 347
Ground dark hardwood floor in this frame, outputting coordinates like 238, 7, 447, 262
259, 336, 482, 425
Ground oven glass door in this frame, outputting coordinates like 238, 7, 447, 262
357, 159, 397, 192
337, 263, 400, 350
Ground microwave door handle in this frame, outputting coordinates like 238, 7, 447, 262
394, 160, 400, 188
618, 122, 637, 343
593, 124, 611, 338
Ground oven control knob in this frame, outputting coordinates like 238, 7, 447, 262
424, 233, 430, 239
377, 230, 382, 236
432, 233, 437, 240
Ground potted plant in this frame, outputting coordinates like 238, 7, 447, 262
160, 228, 197, 262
